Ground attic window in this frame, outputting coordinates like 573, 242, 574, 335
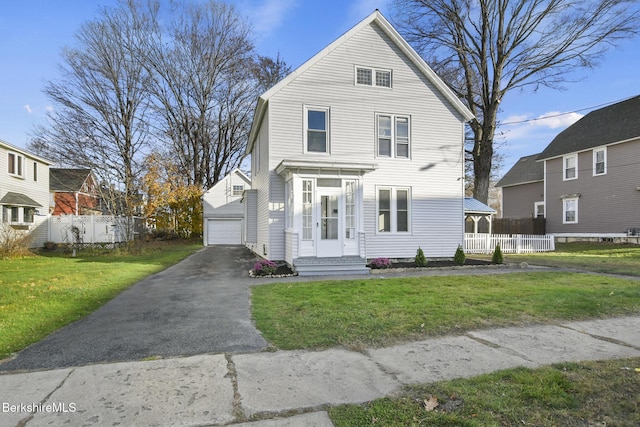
356, 66, 392, 88
232, 185, 244, 196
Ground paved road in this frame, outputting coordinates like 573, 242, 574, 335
0, 246, 268, 372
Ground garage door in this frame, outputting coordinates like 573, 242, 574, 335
207, 219, 242, 245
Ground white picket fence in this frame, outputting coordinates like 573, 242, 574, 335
48, 215, 135, 244
464, 233, 555, 254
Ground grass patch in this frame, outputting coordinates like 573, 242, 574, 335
0, 241, 200, 360
329, 357, 640, 426
251, 272, 640, 350
499, 242, 640, 276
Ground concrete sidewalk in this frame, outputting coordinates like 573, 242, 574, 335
1, 316, 639, 427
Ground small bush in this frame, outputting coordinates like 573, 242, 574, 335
453, 245, 466, 265
492, 243, 504, 264
415, 247, 427, 267
0, 224, 34, 259
370, 257, 392, 269
253, 259, 278, 276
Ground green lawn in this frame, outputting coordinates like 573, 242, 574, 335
0, 242, 200, 360
329, 358, 640, 426
252, 272, 640, 350
499, 242, 640, 276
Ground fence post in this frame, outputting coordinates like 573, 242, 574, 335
516, 234, 522, 254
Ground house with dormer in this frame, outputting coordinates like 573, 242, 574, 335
243, 11, 474, 275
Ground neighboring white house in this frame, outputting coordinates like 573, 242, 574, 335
0, 139, 53, 247
244, 11, 474, 275
202, 168, 251, 245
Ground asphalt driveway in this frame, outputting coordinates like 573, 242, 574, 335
0, 246, 268, 372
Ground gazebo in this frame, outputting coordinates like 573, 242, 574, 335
464, 197, 497, 234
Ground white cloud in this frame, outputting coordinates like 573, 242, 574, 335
246, 0, 298, 35
46, 105, 54, 112
529, 111, 583, 129
23, 104, 32, 114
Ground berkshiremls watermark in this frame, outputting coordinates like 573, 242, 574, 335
3, 402, 77, 414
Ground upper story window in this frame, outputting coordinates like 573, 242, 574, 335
232, 185, 244, 196
377, 114, 410, 158
304, 106, 330, 153
355, 66, 392, 88
593, 147, 606, 176
563, 154, 577, 180
8, 152, 25, 178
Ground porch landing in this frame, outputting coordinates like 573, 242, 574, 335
293, 256, 370, 276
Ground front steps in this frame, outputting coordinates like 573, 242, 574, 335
293, 256, 370, 276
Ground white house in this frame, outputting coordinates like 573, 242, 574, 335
1, 139, 52, 247
202, 168, 251, 245
244, 11, 474, 275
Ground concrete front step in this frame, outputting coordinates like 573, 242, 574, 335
293, 257, 370, 276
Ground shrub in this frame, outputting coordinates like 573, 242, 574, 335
453, 245, 466, 265
492, 243, 504, 264
369, 257, 392, 269
415, 247, 427, 267
253, 259, 278, 276
0, 224, 34, 259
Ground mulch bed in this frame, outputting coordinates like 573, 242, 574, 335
251, 259, 496, 278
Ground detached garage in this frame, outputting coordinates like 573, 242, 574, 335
206, 218, 243, 245
202, 169, 251, 246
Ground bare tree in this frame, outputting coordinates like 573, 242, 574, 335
394, 0, 640, 203
139, 1, 256, 189
29, 0, 151, 216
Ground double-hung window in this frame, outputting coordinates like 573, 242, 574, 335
377, 114, 410, 158
8, 152, 24, 178
305, 106, 330, 153
377, 187, 410, 233
593, 147, 606, 176
563, 154, 577, 180
563, 197, 578, 224
232, 185, 244, 196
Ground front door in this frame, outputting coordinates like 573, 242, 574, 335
317, 188, 342, 257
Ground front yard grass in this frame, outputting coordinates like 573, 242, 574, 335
329, 357, 640, 426
0, 242, 200, 360
500, 242, 640, 276
251, 272, 640, 351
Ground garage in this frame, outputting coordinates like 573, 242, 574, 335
206, 218, 243, 245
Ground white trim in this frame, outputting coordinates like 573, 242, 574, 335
376, 186, 411, 234
563, 154, 577, 181
355, 65, 392, 88
592, 146, 607, 176
534, 201, 545, 218
303, 105, 331, 154
7, 151, 25, 179
375, 113, 411, 159
562, 196, 579, 224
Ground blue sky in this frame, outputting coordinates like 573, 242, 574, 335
1, 0, 639, 176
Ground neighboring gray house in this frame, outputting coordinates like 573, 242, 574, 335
202, 169, 251, 245
499, 95, 640, 236
496, 153, 545, 219
0, 139, 52, 247
244, 11, 474, 275
539, 95, 640, 235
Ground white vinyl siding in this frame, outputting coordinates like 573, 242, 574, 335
593, 147, 606, 176
257, 22, 466, 260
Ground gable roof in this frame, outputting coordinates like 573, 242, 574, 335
495, 153, 544, 187
464, 197, 496, 214
538, 95, 640, 160
246, 10, 474, 155
204, 168, 251, 193
0, 138, 53, 165
50, 168, 94, 192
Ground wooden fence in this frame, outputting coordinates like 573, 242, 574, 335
493, 217, 546, 235
465, 233, 555, 254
